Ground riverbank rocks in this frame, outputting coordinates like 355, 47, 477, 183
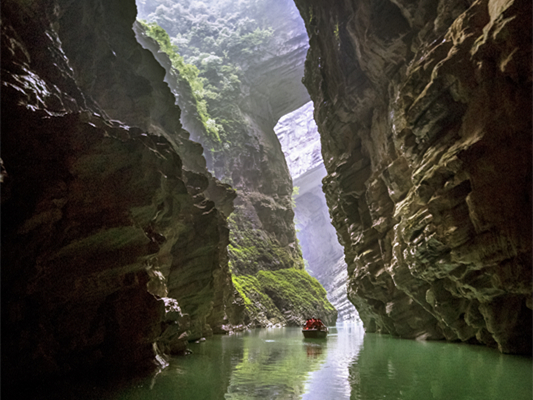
157, 298, 191, 355
294, 0, 532, 353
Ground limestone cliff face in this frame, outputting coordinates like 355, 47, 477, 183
275, 102, 358, 321
2, 0, 243, 385
137, 0, 309, 279
295, 0, 532, 353
137, 0, 337, 327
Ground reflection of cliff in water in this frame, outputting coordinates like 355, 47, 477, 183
302, 323, 365, 400
303, 340, 326, 359
225, 328, 327, 398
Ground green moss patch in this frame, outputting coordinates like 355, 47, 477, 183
233, 268, 337, 326
258, 269, 336, 320
228, 205, 304, 275
232, 275, 285, 324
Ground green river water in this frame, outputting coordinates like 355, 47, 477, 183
16, 323, 532, 400
110, 323, 531, 400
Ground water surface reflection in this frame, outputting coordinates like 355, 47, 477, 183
349, 333, 532, 400
302, 322, 364, 399
112, 324, 531, 400
16, 323, 532, 399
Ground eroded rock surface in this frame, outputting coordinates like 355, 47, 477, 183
137, 0, 337, 327
2, 0, 243, 386
295, 0, 532, 353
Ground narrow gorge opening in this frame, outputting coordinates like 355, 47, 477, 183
134, 0, 346, 330
274, 101, 359, 321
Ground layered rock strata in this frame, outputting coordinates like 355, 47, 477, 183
2, 0, 243, 386
295, 0, 532, 353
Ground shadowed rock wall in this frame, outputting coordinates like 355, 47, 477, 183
53, 0, 243, 340
294, 0, 531, 353
1, 0, 243, 386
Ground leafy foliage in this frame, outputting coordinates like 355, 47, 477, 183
139, 20, 221, 144
139, 0, 276, 151
291, 186, 299, 208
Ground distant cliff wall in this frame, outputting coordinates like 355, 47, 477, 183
137, 0, 337, 327
275, 102, 358, 321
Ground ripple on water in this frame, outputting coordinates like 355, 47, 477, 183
17, 323, 532, 400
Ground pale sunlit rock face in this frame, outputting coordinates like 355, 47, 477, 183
275, 101, 322, 180
275, 102, 359, 321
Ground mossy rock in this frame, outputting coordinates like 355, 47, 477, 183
232, 275, 285, 326
228, 205, 304, 275
233, 268, 337, 327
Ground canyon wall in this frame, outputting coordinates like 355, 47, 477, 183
2, 0, 338, 389
275, 102, 358, 321
294, 0, 532, 353
136, 0, 337, 327
2, 0, 244, 386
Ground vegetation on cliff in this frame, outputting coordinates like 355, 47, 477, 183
139, 2, 275, 162
137, 0, 337, 328
228, 204, 304, 275
233, 269, 337, 326
139, 20, 222, 145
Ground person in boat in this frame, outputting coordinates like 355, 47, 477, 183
304, 318, 325, 330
